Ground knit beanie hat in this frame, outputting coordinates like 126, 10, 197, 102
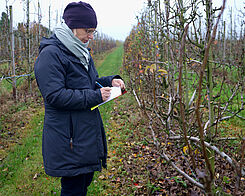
63, 1, 97, 29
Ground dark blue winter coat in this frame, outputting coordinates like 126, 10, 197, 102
34, 34, 120, 177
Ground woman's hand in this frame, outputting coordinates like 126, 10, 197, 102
100, 87, 111, 102
112, 79, 125, 90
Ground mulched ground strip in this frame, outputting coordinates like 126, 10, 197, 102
0, 95, 42, 162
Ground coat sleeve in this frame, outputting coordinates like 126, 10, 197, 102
96, 75, 123, 87
34, 46, 103, 110
89, 56, 123, 88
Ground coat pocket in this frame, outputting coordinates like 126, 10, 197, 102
72, 126, 100, 166
69, 110, 101, 166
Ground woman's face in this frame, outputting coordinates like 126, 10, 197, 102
72, 28, 96, 43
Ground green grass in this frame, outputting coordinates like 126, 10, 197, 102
96, 45, 124, 76
0, 76, 29, 96
0, 110, 61, 195
0, 45, 124, 195
87, 44, 124, 195
182, 63, 245, 129
0, 80, 13, 94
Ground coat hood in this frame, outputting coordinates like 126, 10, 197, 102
39, 34, 64, 53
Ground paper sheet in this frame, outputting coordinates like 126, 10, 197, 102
105, 87, 122, 103
91, 87, 122, 110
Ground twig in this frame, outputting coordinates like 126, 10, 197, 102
188, 89, 196, 108
154, 110, 166, 126
214, 137, 238, 141
149, 122, 160, 149
0, 60, 11, 64
156, 95, 169, 104
1, 73, 33, 80
220, 83, 241, 117
0, 75, 4, 82
189, 59, 202, 65
188, 59, 234, 67
123, 59, 168, 66
132, 89, 142, 108
167, 95, 173, 133
213, 107, 245, 121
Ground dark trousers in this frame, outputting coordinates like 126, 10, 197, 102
61, 172, 94, 196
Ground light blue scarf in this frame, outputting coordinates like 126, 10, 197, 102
54, 22, 90, 70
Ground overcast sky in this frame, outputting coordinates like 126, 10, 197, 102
1, 0, 147, 41
0, 0, 244, 41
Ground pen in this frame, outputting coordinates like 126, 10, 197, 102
95, 81, 104, 88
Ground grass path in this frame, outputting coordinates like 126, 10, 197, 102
0, 45, 125, 195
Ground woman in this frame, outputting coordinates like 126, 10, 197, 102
34, 1, 125, 195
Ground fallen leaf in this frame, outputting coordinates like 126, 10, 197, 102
33, 173, 39, 180
98, 175, 105, 180
183, 146, 188, 155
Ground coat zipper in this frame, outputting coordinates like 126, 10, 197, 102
69, 112, 73, 150
68, 59, 92, 150
70, 138, 73, 150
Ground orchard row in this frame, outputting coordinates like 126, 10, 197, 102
123, 0, 244, 195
